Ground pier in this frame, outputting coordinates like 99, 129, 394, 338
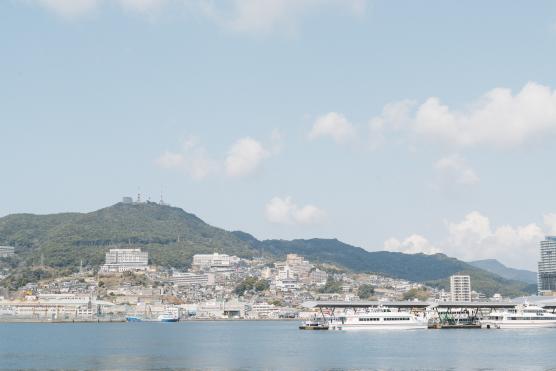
301, 300, 556, 329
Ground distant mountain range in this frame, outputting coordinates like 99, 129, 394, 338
0, 202, 537, 297
469, 259, 537, 284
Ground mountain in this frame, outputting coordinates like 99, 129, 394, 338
0, 202, 536, 296
0, 202, 256, 269
233, 235, 536, 297
469, 259, 537, 284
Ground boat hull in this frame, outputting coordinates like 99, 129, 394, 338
329, 323, 427, 330
482, 321, 556, 329
299, 325, 329, 330
159, 318, 179, 322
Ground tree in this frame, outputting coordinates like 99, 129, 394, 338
255, 279, 270, 292
403, 288, 430, 301
318, 277, 343, 294
234, 277, 268, 296
357, 284, 375, 299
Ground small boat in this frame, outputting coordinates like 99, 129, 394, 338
157, 312, 179, 322
299, 320, 329, 330
126, 316, 143, 322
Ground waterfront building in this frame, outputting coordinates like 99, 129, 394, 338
0, 246, 15, 258
450, 275, 471, 302
0, 294, 116, 320
196, 299, 245, 319
100, 248, 148, 273
538, 236, 556, 295
247, 302, 280, 319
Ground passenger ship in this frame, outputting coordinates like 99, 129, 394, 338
328, 306, 427, 330
481, 303, 556, 329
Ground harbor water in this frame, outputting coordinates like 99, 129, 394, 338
1, 321, 556, 370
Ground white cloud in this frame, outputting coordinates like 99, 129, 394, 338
265, 196, 325, 225
384, 234, 440, 255
22, 0, 366, 32
155, 137, 218, 180
157, 133, 277, 180
201, 0, 366, 35
156, 150, 184, 169
32, 0, 99, 19
384, 211, 546, 270
119, 0, 166, 14
445, 211, 543, 270
368, 100, 415, 149
434, 154, 479, 186
225, 137, 270, 177
309, 112, 356, 144
413, 82, 556, 148
370, 82, 556, 150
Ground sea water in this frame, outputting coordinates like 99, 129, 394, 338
1, 321, 555, 370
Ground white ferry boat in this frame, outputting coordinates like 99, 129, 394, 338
328, 306, 427, 330
481, 303, 556, 329
157, 311, 179, 322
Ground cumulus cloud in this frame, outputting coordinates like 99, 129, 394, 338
309, 112, 356, 144
155, 137, 218, 180
265, 196, 325, 225
119, 0, 166, 14
415, 82, 556, 148
445, 211, 544, 269
225, 137, 270, 177
370, 82, 556, 150
31, 0, 99, 19
157, 133, 277, 180
368, 99, 415, 148
434, 154, 479, 186
201, 0, 366, 34
384, 211, 548, 270
384, 234, 440, 255
22, 0, 366, 32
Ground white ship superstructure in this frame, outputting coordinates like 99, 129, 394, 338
481, 303, 556, 329
328, 306, 427, 330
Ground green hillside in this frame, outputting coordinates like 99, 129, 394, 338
233, 235, 536, 297
0, 202, 256, 269
0, 202, 536, 296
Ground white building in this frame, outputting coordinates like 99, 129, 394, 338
275, 278, 299, 292
192, 253, 239, 271
100, 248, 148, 273
247, 303, 280, 319
538, 236, 556, 295
450, 275, 471, 302
0, 246, 15, 258
0, 294, 115, 320
309, 269, 328, 285
172, 272, 215, 287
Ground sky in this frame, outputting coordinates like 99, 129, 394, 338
1, 0, 556, 270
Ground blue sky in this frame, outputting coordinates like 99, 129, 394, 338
1, 0, 556, 270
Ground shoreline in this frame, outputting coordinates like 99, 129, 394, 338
0, 317, 299, 324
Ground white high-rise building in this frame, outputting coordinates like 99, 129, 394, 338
450, 275, 471, 302
100, 248, 148, 273
538, 236, 556, 294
